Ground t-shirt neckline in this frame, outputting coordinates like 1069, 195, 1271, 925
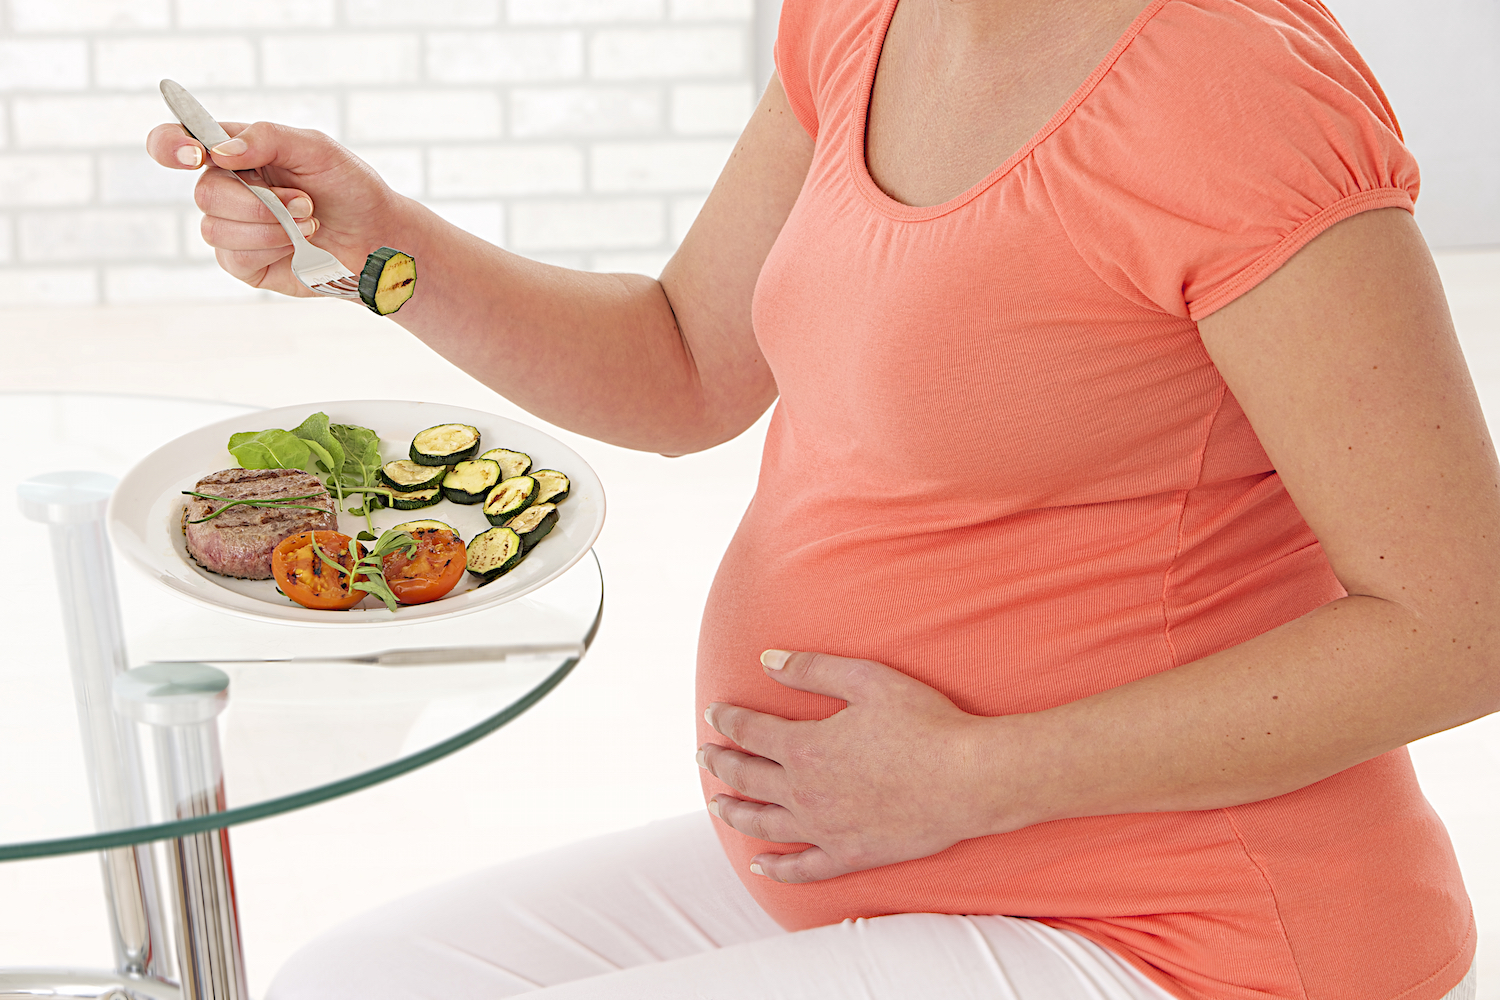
847, 0, 1172, 222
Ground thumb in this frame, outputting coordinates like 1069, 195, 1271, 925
750, 846, 848, 884
760, 649, 910, 704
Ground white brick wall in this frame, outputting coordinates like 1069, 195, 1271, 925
0, 0, 760, 305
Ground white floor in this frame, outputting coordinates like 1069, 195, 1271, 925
1, 248, 1498, 998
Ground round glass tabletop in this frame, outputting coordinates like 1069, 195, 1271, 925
0, 392, 603, 861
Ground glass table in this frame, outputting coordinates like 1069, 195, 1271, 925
0, 393, 604, 1000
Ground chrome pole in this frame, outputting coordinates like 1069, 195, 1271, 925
114, 665, 245, 1000
17, 473, 169, 983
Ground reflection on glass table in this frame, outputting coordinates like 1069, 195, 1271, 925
0, 392, 604, 1000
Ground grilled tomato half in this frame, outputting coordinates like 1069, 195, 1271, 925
272, 530, 367, 611
383, 520, 467, 605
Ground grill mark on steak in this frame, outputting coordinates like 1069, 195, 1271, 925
183, 468, 338, 580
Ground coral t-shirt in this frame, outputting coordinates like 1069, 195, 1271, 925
694, 0, 1474, 997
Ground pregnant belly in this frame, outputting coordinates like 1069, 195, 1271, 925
692, 508, 1467, 998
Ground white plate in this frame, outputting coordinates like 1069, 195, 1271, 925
109, 399, 605, 627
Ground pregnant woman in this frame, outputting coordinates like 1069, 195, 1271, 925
148, 0, 1495, 997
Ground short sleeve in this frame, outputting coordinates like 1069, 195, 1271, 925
1042, 0, 1420, 321
774, 0, 886, 143
773, 0, 821, 139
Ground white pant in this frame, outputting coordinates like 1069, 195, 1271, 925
267, 812, 1477, 1000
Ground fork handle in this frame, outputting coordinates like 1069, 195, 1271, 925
231, 170, 314, 252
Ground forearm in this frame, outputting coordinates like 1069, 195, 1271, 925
381, 197, 729, 453
149, 79, 807, 452
989, 592, 1500, 830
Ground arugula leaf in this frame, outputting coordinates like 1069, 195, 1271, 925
227, 429, 313, 471
328, 423, 383, 492
291, 412, 345, 476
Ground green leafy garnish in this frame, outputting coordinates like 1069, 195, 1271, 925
292, 412, 345, 476
350, 531, 418, 612
327, 423, 382, 493
226, 413, 389, 533
227, 429, 314, 472
302, 529, 417, 613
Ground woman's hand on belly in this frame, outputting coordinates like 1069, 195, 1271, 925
700, 649, 1007, 884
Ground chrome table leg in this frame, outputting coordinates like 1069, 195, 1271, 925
0, 971, 181, 1000
18, 473, 170, 984
115, 665, 245, 1000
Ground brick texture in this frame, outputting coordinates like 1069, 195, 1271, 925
0, 154, 94, 207
510, 86, 662, 137
10, 0, 170, 32
508, 0, 663, 24
429, 144, 586, 197
427, 32, 585, 84
175, 1, 336, 29
0, 0, 757, 303
590, 28, 745, 79
510, 198, 662, 250
347, 89, 504, 143
591, 139, 736, 192
0, 40, 89, 91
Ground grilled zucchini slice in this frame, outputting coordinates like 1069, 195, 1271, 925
358, 247, 416, 316
531, 469, 570, 505
479, 448, 532, 480
441, 458, 501, 504
411, 424, 480, 466
483, 476, 538, 525
392, 519, 458, 535
467, 526, 524, 581
506, 502, 558, 553
390, 486, 442, 510
378, 459, 446, 492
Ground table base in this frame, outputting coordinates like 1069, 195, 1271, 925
0, 970, 181, 1000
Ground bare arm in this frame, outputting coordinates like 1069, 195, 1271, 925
700, 207, 1500, 881
1000, 207, 1500, 819
146, 76, 815, 454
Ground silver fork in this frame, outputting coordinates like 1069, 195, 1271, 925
160, 79, 362, 301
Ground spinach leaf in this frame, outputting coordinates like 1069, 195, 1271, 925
291, 412, 345, 476
227, 429, 313, 471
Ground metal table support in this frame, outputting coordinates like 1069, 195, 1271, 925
5, 472, 240, 1000
116, 665, 245, 1000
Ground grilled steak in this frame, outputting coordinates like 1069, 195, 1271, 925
183, 468, 338, 579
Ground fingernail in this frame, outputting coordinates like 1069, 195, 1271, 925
761, 649, 790, 670
211, 138, 248, 156
750, 862, 766, 877
707, 798, 722, 819
297, 217, 317, 236
176, 145, 203, 167
287, 197, 312, 218
695, 748, 707, 769
703, 705, 714, 726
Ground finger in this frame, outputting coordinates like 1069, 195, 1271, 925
202, 213, 317, 252
146, 121, 250, 170
200, 119, 345, 181
703, 702, 806, 761
698, 744, 788, 803
213, 246, 314, 298
197, 168, 315, 225
749, 846, 849, 884
147, 123, 205, 169
708, 796, 806, 845
760, 648, 911, 705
